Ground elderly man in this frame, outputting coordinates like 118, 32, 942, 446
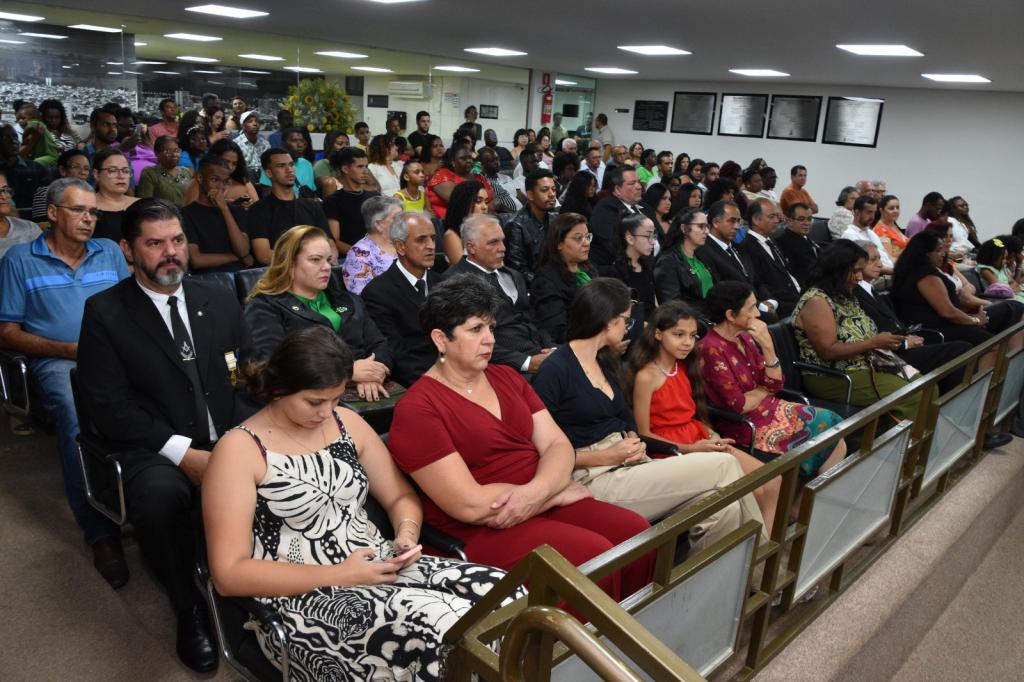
560, 136, 579, 156
0, 178, 130, 586
739, 198, 802, 316
774, 202, 821, 286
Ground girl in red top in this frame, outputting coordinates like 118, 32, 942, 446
425, 144, 493, 220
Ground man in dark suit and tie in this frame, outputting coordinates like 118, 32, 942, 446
443, 213, 554, 374
739, 197, 803, 317
587, 165, 644, 267
775, 202, 821, 286
363, 211, 442, 386
696, 200, 778, 320
77, 199, 254, 673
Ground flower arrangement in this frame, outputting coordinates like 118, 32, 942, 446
284, 79, 355, 133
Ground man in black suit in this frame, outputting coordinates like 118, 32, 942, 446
443, 213, 554, 374
739, 198, 802, 317
587, 165, 644, 267
854, 240, 971, 395
363, 211, 442, 386
696, 200, 778, 320
775, 202, 821, 286
77, 199, 254, 673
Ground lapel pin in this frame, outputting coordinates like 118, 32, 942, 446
197, 311, 203, 317
292, 305, 300, 311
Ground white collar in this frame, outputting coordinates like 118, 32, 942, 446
395, 258, 426, 288
465, 258, 497, 275
136, 278, 184, 306
858, 280, 875, 295
747, 230, 770, 245
708, 233, 731, 250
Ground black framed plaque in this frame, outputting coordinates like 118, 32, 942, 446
479, 104, 499, 119
632, 100, 669, 132
367, 94, 389, 108
822, 97, 884, 147
670, 91, 715, 135
767, 95, 822, 142
718, 93, 768, 137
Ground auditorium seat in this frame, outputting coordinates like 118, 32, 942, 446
809, 219, 832, 244
767, 321, 860, 419
234, 267, 268, 303
188, 271, 238, 300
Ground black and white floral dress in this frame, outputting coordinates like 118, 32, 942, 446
237, 414, 515, 681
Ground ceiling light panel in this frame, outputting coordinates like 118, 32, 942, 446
433, 65, 479, 72
729, 68, 790, 77
922, 73, 990, 83
837, 44, 923, 57
134, 60, 167, 65
19, 32, 68, 39
352, 66, 393, 72
152, 71, 181, 75
186, 5, 269, 19
283, 66, 322, 73
194, 69, 223, 74
0, 11, 45, 22
240, 68, 271, 74
164, 32, 222, 41
178, 55, 220, 62
465, 47, 527, 57
618, 45, 690, 56
585, 67, 638, 74
0, 39, 27, 44
555, 79, 577, 85
238, 53, 283, 60
316, 50, 368, 59
134, 41, 147, 46
69, 24, 121, 33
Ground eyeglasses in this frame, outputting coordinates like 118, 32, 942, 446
99, 167, 132, 176
791, 216, 813, 223
0, 186, 13, 196
617, 313, 636, 333
56, 204, 100, 218
67, 164, 91, 172
635, 232, 658, 242
160, 148, 181, 156
569, 233, 594, 243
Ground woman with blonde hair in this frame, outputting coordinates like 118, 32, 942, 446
240, 225, 395, 401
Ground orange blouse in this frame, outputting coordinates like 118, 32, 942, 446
873, 223, 908, 250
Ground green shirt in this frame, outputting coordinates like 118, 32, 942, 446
574, 269, 592, 286
636, 166, 655, 186
683, 252, 713, 297
292, 291, 341, 332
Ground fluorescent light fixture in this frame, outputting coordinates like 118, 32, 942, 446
0, 39, 27, 44
153, 70, 181, 75
61, 65, 73, 69
194, 69, 222, 74
178, 55, 220, 62
433, 65, 479, 72
352, 66, 393, 72
316, 50, 368, 59
837, 44, 923, 57
0, 11, 45, 22
283, 65, 322, 73
134, 41, 146, 46
123, 70, 142, 75
555, 79, 577, 86
69, 24, 121, 33
369, 0, 425, 3
238, 53, 283, 61
585, 67, 638, 75
729, 68, 790, 77
186, 4, 269, 19
164, 32, 222, 42
106, 61, 124, 65
240, 68, 271, 74
19, 32, 68, 39
134, 60, 167, 65
107, 72, 122, 75
618, 45, 690, 56
843, 96, 885, 103
922, 73, 990, 83
464, 47, 527, 57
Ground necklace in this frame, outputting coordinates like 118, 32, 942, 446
656, 360, 679, 377
266, 404, 327, 453
434, 367, 481, 395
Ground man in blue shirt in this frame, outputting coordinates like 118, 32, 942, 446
0, 177, 130, 587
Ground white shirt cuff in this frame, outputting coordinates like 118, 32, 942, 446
159, 434, 193, 466
521, 356, 531, 372
758, 300, 778, 313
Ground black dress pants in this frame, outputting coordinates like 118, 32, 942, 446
899, 340, 972, 394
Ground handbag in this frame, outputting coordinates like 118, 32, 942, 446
866, 348, 918, 381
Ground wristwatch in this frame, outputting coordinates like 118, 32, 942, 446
764, 357, 781, 369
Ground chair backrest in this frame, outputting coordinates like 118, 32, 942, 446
961, 267, 985, 293
809, 219, 832, 244
188, 271, 238, 301
234, 267, 268, 302
767, 321, 802, 391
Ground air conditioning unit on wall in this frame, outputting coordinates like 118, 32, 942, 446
387, 80, 431, 99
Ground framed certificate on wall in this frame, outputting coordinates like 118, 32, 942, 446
822, 97, 884, 147
670, 91, 716, 135
767, 95, 822, 142
632, 100, 669, 132
718, 93, 768, 138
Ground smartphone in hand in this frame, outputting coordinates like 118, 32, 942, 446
391, 544, 422, 563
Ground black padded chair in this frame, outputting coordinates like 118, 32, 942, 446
69, 368, 128, 525
234, 267, 269, 303
188, 271, 239, 301
0, 349, 31, 417
767, 321, 859, 419
960, 267, 1006, 301
809, 218, 832, 245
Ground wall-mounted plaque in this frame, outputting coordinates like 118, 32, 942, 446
718, 93, 768, 138
767, 95, 822, 142
367, 94, 389, 108
670, 91, 716, 135
479, 104, 499, 119
632, 100, 669, 132
822, 97, 884, 147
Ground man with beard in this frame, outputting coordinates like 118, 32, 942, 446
83, 108, 119, 159
503, 169, 558, 278
77, 198, 253, 673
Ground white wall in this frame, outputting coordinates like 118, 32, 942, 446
355, 75, 528, 147
595, 79, 1024, 238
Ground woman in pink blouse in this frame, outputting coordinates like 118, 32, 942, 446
699, 281, 846, 480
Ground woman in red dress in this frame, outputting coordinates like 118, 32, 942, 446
388, 274, 654, 602
425, 144, 493, 220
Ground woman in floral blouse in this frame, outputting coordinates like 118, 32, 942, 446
342, 195, 402, 296
699, 281, 846, 480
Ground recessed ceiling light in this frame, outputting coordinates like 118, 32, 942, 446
433, 65, 480, 72
238, 53, 284, 61
554, 79, 577, 86
178, 55, 220, 62
134, 60, 167, 65
19, 32, 68, 39
186, 4, 269, 19
283, 65, 322, 73
922, 73, 990, 83
729, 68, 790, 77
240, 68, 271, 74
194, 69, 222, 74
69, 24, 121, 33
316, 50, 368, 59
352, 66, 393, 72
134, 41, 147, 46
842, 97, 886, 103
0, 11, 45, 22
585, 67, 638, 75
465, 47, 527, 57
368, 0, 425, 3
61, 65, 73, 69
106, 61, 124, 65
153, 70, 181, 75
0, 39, 27, 44
123, 70, 142, 75
617, 45, 690, 56
164, 32, 222, 42
107, 71, 121, 75
837, 44, 923, 57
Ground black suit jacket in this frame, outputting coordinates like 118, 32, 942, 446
653, 248, 708, 313
77, 278, 254, 461
854, 286, 902, 333
775, 229, 820, 288
529, 262, 580, 343
695, 238, 772, 302
362, 261, 441, 387
588, 196, 632, 267
738, 235, 802, 316
444, 258, 552, 370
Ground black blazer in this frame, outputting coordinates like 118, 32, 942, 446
588, 196, 631, 267
738, 235, 802, 316
444, 258, 552, 370
529, 262, 579, 343
854, 285, 902, 333
240, 279, 391, 366
695, 238, 770, 300
77, 278, 254, 458
774, 229, 821, 288
362, 261, 441, 387
653, 247, 708, 312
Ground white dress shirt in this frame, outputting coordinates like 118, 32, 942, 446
395, 258, 429, 295
464, 258, 531, 371
708, 233, 777, 312
136, 280, 219, 466
841, 224, 893, 269
747, 230, 801, 292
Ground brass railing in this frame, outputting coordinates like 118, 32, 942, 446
444, 320, 1024, 681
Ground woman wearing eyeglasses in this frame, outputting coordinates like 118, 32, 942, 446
654, 208, 714, 315
136, 136, 194, 206
91, 147, 139, 242
532, 278, 767, 546
604, 212, 657, 337
529, 213, 598, 343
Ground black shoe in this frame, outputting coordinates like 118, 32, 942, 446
92, 537, 129, 589
176, 603, 218, 673
982, 432, 1013, 450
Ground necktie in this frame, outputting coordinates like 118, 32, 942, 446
726, 245, 749, 278
414, 279, 426, 299
167, 295, 209, 441
767, 239, 787, 268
